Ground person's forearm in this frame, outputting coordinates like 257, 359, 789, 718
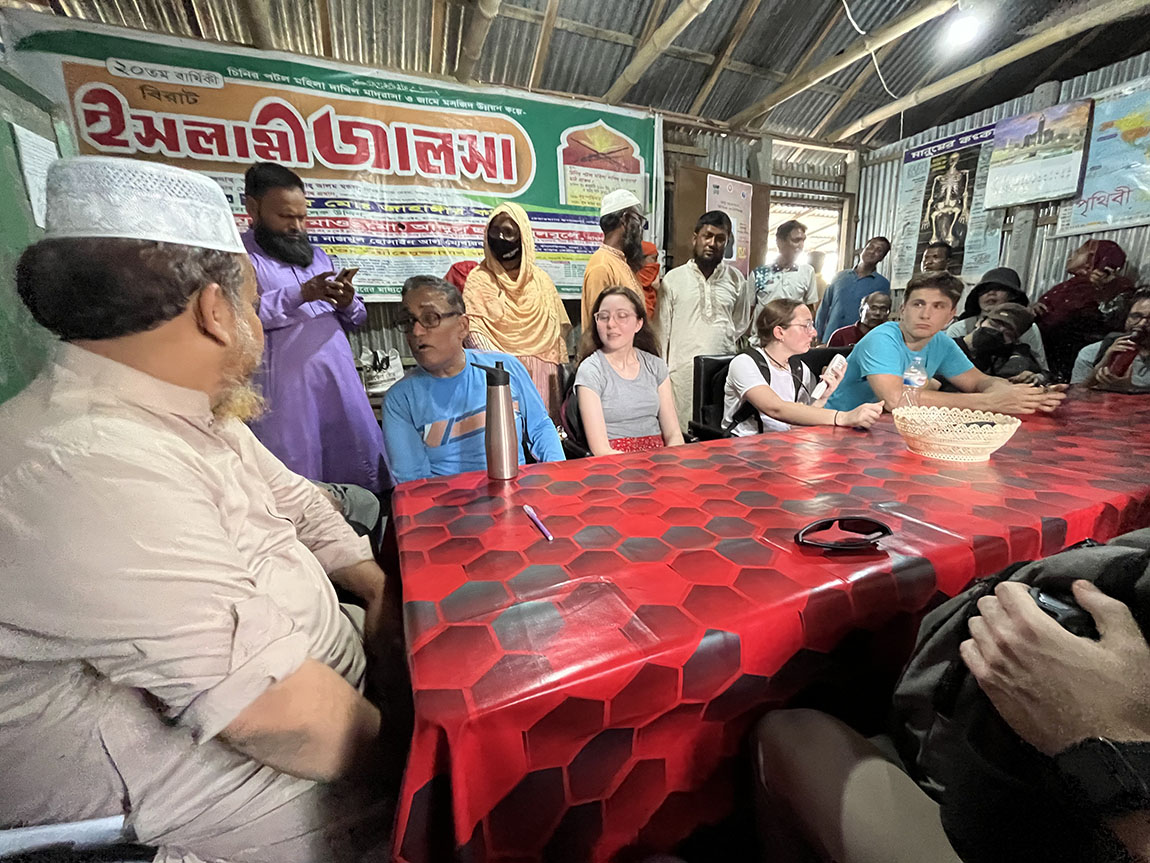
331, 559, 386, 604
910, 385, 999, 412
757, 399, 837, 427
221, 659, 383, 783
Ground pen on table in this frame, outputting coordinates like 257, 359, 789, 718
523, 505, 554, 541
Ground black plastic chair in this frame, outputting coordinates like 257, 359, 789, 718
688, 354, 736, 441
686, 346, 854, 441
556, 362, 591, 459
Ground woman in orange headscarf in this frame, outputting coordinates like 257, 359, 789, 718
636, 241, 661, 319
464, 202, 572, 416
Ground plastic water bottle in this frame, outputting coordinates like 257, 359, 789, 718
900, 355, 928, 408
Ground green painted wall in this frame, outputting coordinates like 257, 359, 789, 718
0, 66, 72, 405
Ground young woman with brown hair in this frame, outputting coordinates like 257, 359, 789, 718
575, 286, 684, 455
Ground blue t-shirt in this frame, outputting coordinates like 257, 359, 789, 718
382, 349, 564, 483
826, 321, 974, 411
814, 268, 891, 340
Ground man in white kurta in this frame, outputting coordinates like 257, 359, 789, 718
657, 210, 752, 431
0, 157, 394, 863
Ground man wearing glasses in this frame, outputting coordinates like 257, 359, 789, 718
1072, 290, 1150, 392
581, 189, 646, 331
381, 276, 564, 483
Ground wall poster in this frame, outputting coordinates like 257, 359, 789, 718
890, 124, 1002, 290
704, 173, 752, 276
984, 99, 1093, 210
1056, 77, 1150, 237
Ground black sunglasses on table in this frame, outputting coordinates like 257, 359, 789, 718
794, 517, 893, 551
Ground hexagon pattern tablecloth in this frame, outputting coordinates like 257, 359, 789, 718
391, 392, 1150, 863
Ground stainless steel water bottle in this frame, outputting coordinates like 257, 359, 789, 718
471, 360, 518, 480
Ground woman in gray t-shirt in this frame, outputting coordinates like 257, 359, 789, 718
575, 286, 685, 455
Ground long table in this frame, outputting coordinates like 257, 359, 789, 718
390, 392, 1150, 863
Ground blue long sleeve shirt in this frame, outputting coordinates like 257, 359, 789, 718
815, 268, 891, 341
382, 349, 564, 484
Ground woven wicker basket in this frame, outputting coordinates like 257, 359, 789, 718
892, 406, 1021, 462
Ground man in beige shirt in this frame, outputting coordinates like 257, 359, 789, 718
658, 210, 752, 431
0, 157, 395, 863
580, 188, 645, 331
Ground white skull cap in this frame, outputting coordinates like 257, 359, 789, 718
45, 156, 245, 254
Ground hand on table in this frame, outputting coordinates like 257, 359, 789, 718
984, 382, 1067, 415
961, 580, 1150, 756
1009, 370, 1043, 385
300, 271, 336, 303
841, 402, 883, 428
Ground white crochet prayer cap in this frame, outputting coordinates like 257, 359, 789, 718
599, 188, 644, 218
45, 156, 244, 254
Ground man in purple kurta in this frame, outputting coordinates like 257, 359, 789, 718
243, 162, 390, 494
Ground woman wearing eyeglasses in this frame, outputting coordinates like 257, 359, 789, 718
723, 299, 882, 435
575, 286, 684, 455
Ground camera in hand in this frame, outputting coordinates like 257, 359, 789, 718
1028, 586, 1100, 639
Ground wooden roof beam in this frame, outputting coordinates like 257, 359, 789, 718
604, 0, 715, 103
831, 0, 1150, 141
456, 0, 502, 82
689, 0, 763, 115
729, 0, 958, 129
529, 0, 561, 88
808, 41, 898, 138
790, 4, 845, 77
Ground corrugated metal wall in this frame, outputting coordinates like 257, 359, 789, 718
856, 93, 1034, 283
857, 48, 1150, 294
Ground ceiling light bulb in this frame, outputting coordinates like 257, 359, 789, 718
946, 12, 981, 47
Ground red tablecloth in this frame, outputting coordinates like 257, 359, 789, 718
391, 392, 1150, 863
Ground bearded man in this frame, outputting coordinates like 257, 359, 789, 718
1, 157, 398, 862
656, 209, 751, 431
243, 162, 390, 494
580, 188, 645, 330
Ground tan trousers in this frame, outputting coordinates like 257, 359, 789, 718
754, 709, 964, 863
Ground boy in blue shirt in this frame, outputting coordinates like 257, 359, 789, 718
827, 272, 1067, 415
383, 276, 564, 483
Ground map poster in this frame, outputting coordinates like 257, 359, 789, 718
705, 173, 752, 276
891, 125, 1002, 290
984, 100, 1093, 210
1057, 77, 1150, 236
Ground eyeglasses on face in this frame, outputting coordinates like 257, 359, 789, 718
624, 212, 649, 230
394, 310, 461, 333
594, 310, 637, 324
785, 321, 818, 331
1128, 312, 1150, 326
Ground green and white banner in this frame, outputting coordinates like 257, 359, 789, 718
2, 10, 662, 299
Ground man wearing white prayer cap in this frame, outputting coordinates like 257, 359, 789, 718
0, 156, 399, 862
579, 187, 645, 330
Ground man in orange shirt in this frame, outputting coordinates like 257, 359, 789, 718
581, 189, 645, 330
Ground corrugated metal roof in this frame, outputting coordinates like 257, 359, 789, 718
18, 0, 1148, 160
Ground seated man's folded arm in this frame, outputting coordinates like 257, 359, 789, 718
230, 422, 374, 575
1, 450, 377, 782
220, 658, 382, 782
